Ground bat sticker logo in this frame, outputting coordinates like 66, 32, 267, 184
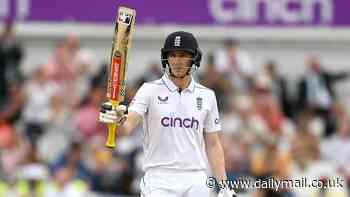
157, 96, 169, 104
119, 12, 132, 25
120, 87, 126, 96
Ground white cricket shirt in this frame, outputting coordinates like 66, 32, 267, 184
128, 74, 222, 172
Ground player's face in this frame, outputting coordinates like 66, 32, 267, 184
167, 51, 193, 78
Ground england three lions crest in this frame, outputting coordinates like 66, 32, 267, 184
196, 97, 202, 110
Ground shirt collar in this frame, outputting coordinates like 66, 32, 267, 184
161, 74, 195, 93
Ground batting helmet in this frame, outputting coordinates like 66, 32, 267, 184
161, 31, 202, 68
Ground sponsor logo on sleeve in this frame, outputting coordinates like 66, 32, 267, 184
214, 118, 219, 125
157, 96, 169, 104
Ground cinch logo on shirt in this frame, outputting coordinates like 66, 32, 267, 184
161, 116, 199, 129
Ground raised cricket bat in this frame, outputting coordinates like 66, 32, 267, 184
105, 6, 136, 148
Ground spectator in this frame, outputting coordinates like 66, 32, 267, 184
10, 144, 50, 197
0, 117, 17, 150
214, 39, 255, 93
0, 21, 24, 106
0, 81, 24, 125
264, 60, 293, 118
38, 94, 77, 163
253, 74, 295, 150
297, 55, 350, 137
136, 61, 162, 83
89, 136, 131, 195
64, 33, 81, 60
22, 67, 59, 144
64, 33, 100, 107
90, 62, 108, 89
73, 49, 99, 107
42, 39, 81, 107
50, 141, 90, 182
221, 131, 252, 193
220, 94, 267, 146
199, 53, 232, 112
250, 139, 293, 197
45, 165, 89, 197
74, 85, 106, 140
0, 22, 25, 125
42, 40, 76, 86
290, 129, 348, 196
321, 103, 350, 189
0, 130, 29, 181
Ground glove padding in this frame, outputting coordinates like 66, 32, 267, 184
99, 101, 127, 125
218, 188, 237, 197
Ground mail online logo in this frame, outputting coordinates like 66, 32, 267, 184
161, 117, 199, 129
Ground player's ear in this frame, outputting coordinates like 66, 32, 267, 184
193, 48, 202, 68
161, 48, 168, 68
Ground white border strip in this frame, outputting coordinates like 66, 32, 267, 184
3, 22, 350, 42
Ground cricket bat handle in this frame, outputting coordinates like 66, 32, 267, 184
105, 100, 119, 148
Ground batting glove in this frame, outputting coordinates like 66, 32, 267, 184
99, 101, 127, 125
218, 188, 237, 197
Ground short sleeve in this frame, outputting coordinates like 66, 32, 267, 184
204, 91, 222, 133
128, 83, 149, 117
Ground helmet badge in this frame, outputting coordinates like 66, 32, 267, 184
174, 36, 181, 47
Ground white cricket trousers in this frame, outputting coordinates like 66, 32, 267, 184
140, 168, 215, 197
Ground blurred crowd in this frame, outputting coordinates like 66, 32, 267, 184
0, 22, 349, 197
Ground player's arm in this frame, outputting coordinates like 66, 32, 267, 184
100, 83, 149, 136
204, 131, 227, 181
99, 103, 142, 136
118, 110, 142, 136
204, 91, 237, 197
205, 132, 237, 197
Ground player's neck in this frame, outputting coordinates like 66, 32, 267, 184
171, 75, 191, 91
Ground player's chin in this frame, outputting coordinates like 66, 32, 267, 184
173, 71, 187, 78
